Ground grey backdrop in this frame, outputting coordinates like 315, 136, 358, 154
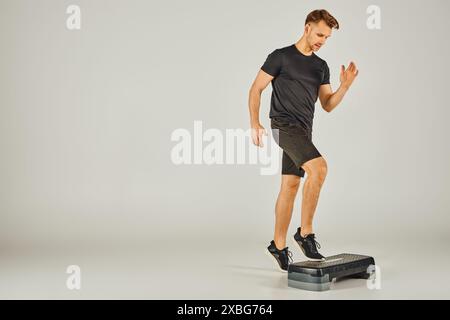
1, 0, 449, 299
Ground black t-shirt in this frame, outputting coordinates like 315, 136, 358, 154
261, 44, 330, 131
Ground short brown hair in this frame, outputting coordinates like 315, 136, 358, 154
305, 9, 339, 30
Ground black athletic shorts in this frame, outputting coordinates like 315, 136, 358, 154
270, 117, 322, 177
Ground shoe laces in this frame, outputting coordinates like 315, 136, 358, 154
305, 234, 321, 253
282, 248, 294, 264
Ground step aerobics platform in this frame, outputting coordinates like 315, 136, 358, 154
287, 253, 376, 291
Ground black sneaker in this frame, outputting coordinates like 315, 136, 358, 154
266, 240, 293, 272
292, 227, 325, 261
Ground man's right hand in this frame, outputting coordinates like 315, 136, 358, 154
248, 69, 274, 148
251, 123, 267, 147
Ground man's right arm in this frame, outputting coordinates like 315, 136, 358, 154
248, 69, 274, 147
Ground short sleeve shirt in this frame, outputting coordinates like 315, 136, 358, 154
261, 44, 330, 131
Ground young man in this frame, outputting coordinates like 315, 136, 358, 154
248, 9, 359, 272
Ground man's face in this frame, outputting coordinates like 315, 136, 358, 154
305, 20, 332, 52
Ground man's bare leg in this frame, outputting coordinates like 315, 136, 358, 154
273, 175, 301, 250
299, 156, 328, 237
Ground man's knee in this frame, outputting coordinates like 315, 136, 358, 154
281, 175, 301, 193
301, 157, 328, 182
316, 161, 328, 181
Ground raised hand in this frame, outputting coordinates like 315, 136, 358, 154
340, 61, 359, 89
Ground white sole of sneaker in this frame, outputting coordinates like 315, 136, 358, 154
291, 237, 325, 262
264, 248, 288, 273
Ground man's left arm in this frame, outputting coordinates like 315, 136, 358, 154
319, 61, 359, 113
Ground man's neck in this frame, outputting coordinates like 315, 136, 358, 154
295, 37, 313, 56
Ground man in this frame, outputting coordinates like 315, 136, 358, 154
248, 9, 359, 272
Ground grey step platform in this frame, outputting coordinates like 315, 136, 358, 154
287, 253, 376, 291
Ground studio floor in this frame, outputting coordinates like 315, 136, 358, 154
1, 230, 450, 300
